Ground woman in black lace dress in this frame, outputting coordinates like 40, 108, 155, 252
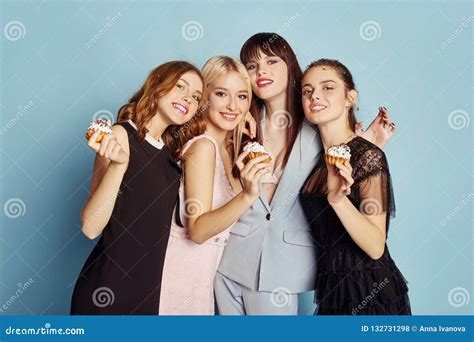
299, 59, 411, 315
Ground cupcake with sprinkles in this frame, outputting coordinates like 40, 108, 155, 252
85, 119, 112, 143
324, 144, 351, 165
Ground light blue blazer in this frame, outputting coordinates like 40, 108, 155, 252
217, 117, 322, 293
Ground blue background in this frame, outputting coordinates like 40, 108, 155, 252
0, 0, 472, 315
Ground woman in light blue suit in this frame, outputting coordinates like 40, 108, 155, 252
215, 33, 396, 315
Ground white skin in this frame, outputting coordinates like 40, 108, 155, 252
302, 65, 387, 260
245, 50, 396, 204
81, 71, 203, 239
184, 71, 272, 244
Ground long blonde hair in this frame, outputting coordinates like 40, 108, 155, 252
200, 56, 253, 174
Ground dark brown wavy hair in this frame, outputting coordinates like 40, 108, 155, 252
302, 58, 358, 194
117, 61, 206, 157
240, 33, 304, 167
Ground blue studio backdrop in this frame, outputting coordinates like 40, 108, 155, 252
0, 0, 472, 318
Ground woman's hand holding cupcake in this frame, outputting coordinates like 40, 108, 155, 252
235, 151, 272, 200
326, 159, 354, 205
87, 130, 129, 166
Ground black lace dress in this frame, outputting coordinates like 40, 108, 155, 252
300, 137, 411, 315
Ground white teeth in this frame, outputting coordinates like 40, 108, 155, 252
258, 80, 272, 85
311, 105, 326, 111
173, 103, 187, 114
222, 113, 237, 119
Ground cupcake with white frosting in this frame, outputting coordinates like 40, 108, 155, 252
243, 141, 272, 164
324, 144, 351, 165
85, 119, 112, 143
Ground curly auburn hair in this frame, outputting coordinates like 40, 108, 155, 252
117, 61, 206, 157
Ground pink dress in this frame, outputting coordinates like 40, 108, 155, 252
159, 134, 236, 315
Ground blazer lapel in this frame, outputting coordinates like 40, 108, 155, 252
258, 183, 272, 213
269, 129, 302, 210
270, 122, 319, 210
257, 111, 271, 214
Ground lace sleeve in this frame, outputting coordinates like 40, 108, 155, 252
353, 147, 396, 222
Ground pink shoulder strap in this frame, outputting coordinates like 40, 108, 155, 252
181, 133, 219, 157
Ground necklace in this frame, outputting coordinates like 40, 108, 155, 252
342, 132, 357, 144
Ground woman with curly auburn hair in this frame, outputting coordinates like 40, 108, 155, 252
71, 61, 205, 315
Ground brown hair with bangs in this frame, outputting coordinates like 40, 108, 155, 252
240, 33, 304, 167
117, 61, 206, 158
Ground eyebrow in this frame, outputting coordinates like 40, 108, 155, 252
301, 80, 337, 88
247, 55, 279, 64
180, 78, 202, 95
179, 78, 189, 86
214, 87, 248, 93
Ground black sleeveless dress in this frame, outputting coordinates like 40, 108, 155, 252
300, 136, 411, 315
71, 121, 180, 315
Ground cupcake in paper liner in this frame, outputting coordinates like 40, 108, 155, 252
243, 140, 272, 164
324, 144, 351, 165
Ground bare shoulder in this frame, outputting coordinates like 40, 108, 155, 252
184, 137, 216, 160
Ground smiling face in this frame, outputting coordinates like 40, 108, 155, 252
157, 71, 203, 126
205, 71, 249, 132
244, 50, 288, 101
301, 66, 356, 126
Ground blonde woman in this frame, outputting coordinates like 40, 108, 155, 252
159, 56, 270, 315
